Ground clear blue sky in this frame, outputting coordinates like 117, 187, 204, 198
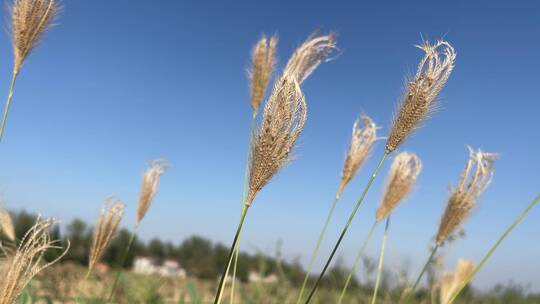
0, 0, 539, 292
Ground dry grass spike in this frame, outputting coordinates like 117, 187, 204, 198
88, 198, 125, 275
136, 159, 168, 225
0, 217, 68, 304
11, 0, 59, 74
376, 152, 422, 221
0, 205, 16, 241
439, 259, 475, 304
436, 147, 498, 245
336, 114, 378, 199
249, 35, 277, 115
282, 33, 337, 84
386, 40, 456, 152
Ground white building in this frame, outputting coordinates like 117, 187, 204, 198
248, 271, 279, 284
133, 256, 186, 278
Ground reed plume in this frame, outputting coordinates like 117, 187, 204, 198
386, 40, 456, 153
439, 259, 474, 304
249, 35, 277, 115
11, 0, 59, 73
245, 34, 336, 206
136, 160, 168, 225
215, 33, 336, 304
283, 34, 336, 83
336, 115, 378, 199
88, 199, 125, 275
376, 152, 422, 221
436, 147, 498, 245
0, 206, 16, 241
0, 217, 68, 304
0, 0, 59, 143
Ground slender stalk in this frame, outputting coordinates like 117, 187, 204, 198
0, 71, 19, 143
107, 225, 138, 301
214, 206, 250, 304
304, 151, 389, 304
371, 216, 390, 304
229, 113, 257, 304
405, 243, 439, 302
447, 194, 540, 304
337, 221, 378, 304
296, 196, 340, 304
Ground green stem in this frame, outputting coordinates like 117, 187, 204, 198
337, 220, 378, 304
303, 151, 389, 304
371, 216, 390, 304
405, 243, 439, 302
107, 225, 138, 301
214, 206, 250, 304
229, 113, 257, 304
0, 71, 19, 143
296, 196, 340, 304
447, 194, 540, 304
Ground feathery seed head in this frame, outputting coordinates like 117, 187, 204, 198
245, 77, 306, 206
0, 206, 16, 241
282, 33, 337, 84
435, 147, 498, 245
376, 152, 422, 221
136, 160, 167, 225
0, 217, 68, 304
88, 198, 125, 275
336, 115, 378, 199
11, 0, 59, 74
249, 35, 277, 114
386, 40, 456, 153
439, 259, 474, 304
245, 33, 337, 206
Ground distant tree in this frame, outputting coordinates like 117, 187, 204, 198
63, 218, 90, 265
178, 235, 215, 278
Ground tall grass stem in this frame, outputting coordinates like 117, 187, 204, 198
447, 194, 540, 304
337, 221, 378, 304
371, 216, 390, 304
214, 206, 249, 304
0, 72, 19, 143
229, 113, 258, 304
107, 225, 138, 301
296, 196, 340, 304
405, 243, 439, 302
303, 151, 389, 303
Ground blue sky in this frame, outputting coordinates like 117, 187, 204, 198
0, 0, 539, 292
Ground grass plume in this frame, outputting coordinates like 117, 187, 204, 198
0, 205, 16, 241
436, 147, 498, 245
249, 35, 277, 115
0, 217, 68, 304
88, 198, 125, 276
136, 160, 168, 225
386, 40, 456, 153
439, 259, 475, 304
337, 115, 378, 200
376, 152, 422, 221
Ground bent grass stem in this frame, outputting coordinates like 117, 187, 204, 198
0, 71, 19, 143
303, 151, 389, 303
371, 216, 390, 304
447, 194, 540, 304
337, 220, 378, 304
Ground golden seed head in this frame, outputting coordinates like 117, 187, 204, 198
386, 40, 456, 153
336, 115, 378, 199
439, 259, 475, 304
249, 35, 277, 114
11, 0, 59, 74
245, 33, 337, 206
436, 147, 498, 245
282, 33, 337, 84
376, 152, 422, 221
88, 198, 125, 275
136, 160, 168, 225
0, 206, 16, 242
0, 217, 68, 303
